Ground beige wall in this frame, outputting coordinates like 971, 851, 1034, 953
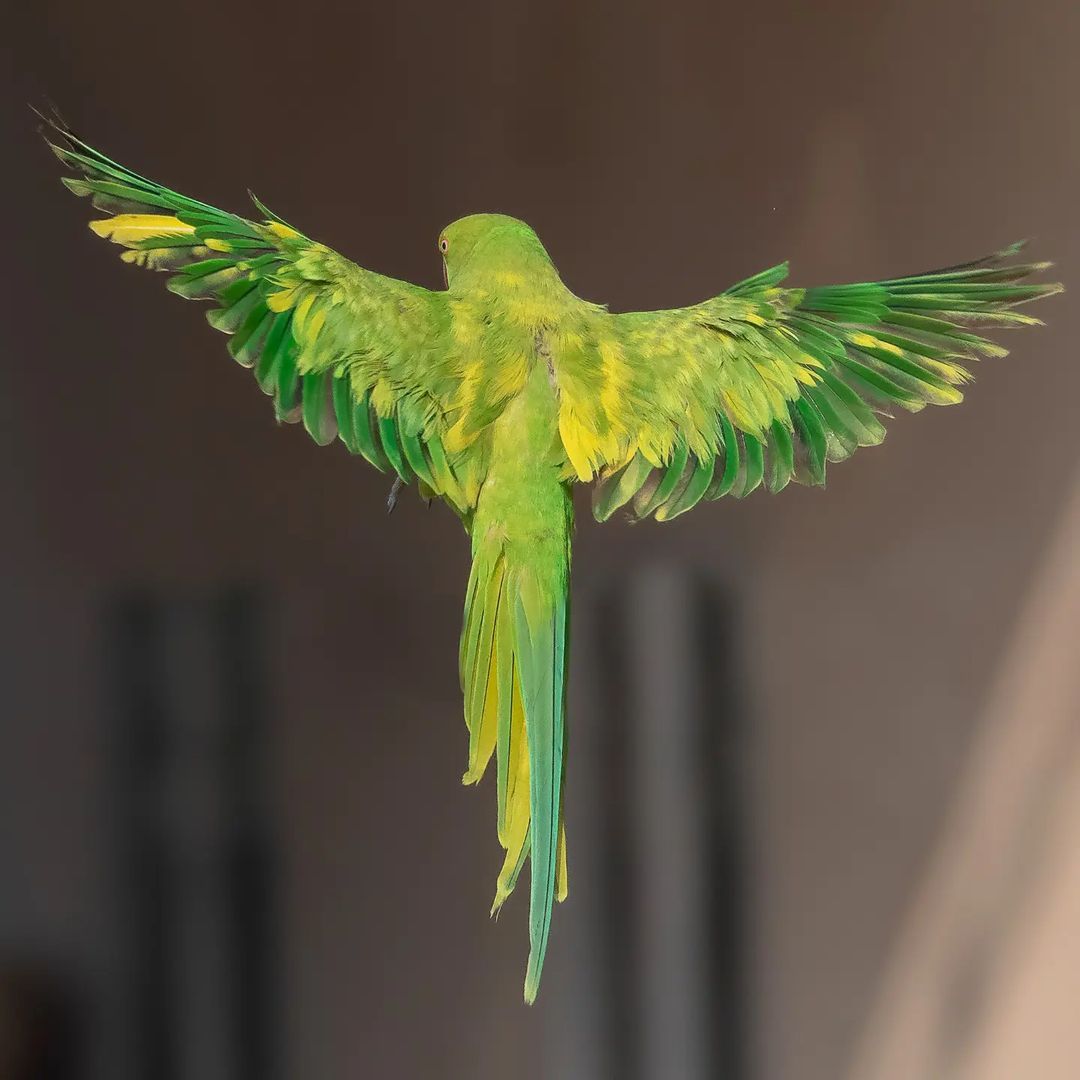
847, 476, 1080, 1079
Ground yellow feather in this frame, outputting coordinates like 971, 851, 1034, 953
637, 427, 670, 467
495, 661, 524, 843
491, 663, 530, 913
266, 287, 297, 313
555, 822, 568, 903
293, 292, 316, 335
850, 332, 903, 356
920, 357, 972, 383
558, 409, 597, 481
456, 456, 484, 505
304, 305, 327, 344
463, 566, 505, 785
266, 221, 300, 240
719, 388, 758, 433
89, 214, 193, 246
463, 660, 499, 784
489, 354, 529, 402
560, 329, 586, 352
506, 297, 554, 327
442, 421, 471, 454
597, 338, 629, 432
751, 364, 793, 416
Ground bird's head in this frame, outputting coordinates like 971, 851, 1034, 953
437, 214, 556, 291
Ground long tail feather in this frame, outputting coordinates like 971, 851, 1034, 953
514, 571, 568, 1002
461, 531, 570, 1003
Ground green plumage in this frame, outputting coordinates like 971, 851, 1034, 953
41, 109, 1062, 1003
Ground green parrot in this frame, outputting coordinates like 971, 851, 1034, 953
42, 114, 1061, 1003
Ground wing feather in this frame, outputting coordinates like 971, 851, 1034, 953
578, 244, 1061, 522
44, 116, 471, 515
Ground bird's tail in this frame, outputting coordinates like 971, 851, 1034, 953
460, 517, 570, 1003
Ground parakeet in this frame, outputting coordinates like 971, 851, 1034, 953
41, 113, 1061, 1004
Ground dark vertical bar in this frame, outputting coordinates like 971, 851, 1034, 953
696, 582, 746, 1080
216, 588, 278, 1080
594, 588, 640, 1080
107, 593, 176, 1080
593, 571, 745, 1080
106, 588, 277, 1080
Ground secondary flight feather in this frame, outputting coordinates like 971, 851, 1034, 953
41, 111, 1062, 1003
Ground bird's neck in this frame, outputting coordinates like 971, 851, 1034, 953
458, 245, 566, 297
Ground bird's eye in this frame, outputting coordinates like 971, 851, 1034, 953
438, 237, 449, 254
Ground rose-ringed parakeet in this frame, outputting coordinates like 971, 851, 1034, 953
42, 114, 1061, 1003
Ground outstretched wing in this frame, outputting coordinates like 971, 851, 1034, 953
43, 116, 471, 514
569, 246, 1061, 522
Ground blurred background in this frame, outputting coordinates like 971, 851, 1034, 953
3, 2, 1079, 1077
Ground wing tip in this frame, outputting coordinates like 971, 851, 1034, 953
32, 100, 85, 161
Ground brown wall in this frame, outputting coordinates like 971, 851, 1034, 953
3, 2, 1077, 1077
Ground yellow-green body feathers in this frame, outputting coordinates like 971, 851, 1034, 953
44, 114, 1061, 1003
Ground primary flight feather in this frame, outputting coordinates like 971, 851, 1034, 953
41, 113, 1062, 1003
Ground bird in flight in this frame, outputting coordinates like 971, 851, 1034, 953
42, 112, 1061, 1003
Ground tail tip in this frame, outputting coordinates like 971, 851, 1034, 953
523, 944, 547, 1005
